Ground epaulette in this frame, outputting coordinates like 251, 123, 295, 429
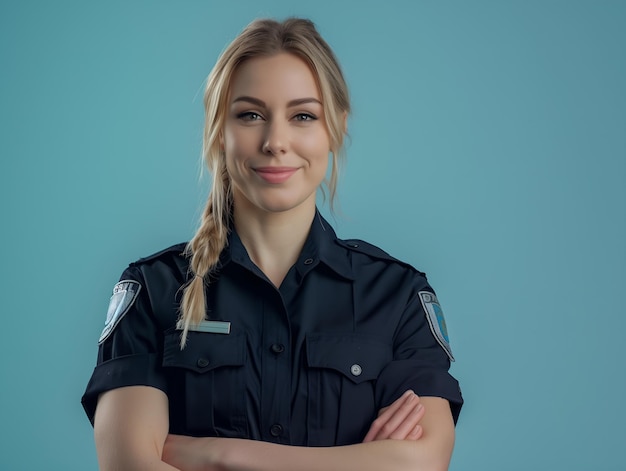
129, 242, 188, 267
335, 239, 427, 277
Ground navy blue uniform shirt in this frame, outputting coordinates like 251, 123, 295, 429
82, 213, 463, 446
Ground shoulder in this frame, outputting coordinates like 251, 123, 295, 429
334, 237, 427, 279
129, 242, 188, 267
120, 242, 189, 283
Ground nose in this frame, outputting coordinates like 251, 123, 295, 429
262, 119, 288, 155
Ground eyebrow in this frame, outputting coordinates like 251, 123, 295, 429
232, 96, 322, 108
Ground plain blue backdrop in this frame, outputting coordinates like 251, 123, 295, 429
1, 1, 625, 470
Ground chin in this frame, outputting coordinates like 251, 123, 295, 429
258, 200, 308, 214
232, 184, 318, 215
252, 193, 316, 214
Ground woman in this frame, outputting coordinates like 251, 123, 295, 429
82, 18, 463, 471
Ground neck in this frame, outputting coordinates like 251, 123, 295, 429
232, 196, 316, 287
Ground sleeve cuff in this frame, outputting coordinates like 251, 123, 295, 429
81, 353, 168, 425
376, 359, 464, 424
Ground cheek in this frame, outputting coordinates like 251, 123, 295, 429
223, 131, 252, 174
298, 129, 331, 158
223, 123, 259, 152
222, 125, 239, 153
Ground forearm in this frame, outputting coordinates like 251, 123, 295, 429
164, 397, 454, 471
97, 453, 181, 471
221, 396, 453, 471
219, 437, 450, 471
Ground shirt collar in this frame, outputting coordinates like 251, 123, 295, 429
296, 210, 354, 281
219, 209, 354, 281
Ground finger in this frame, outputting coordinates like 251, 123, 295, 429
387, 402, 425, 440
364, 391, 412, 442
370, 392, 421, 441
368, 391, 419, 441
376, 390, 416, 423
373, 397, 421, 441
363, 391, 414, 442
408, 424, 424, 440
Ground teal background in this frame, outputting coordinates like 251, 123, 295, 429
1, 1, 625, 470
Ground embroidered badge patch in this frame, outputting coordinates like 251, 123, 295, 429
98, 280, 142, 344
419, 291, 454, 362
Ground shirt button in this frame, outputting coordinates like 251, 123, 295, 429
303, 258, 314, 265
350, 364, 362, 376
270, 343, 285, 354
197, 358, 210, 368
348, 242, 359, 248
270, 424, 283, 437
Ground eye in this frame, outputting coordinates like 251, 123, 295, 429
294, 113, 317, 122
237, 111, 263, 122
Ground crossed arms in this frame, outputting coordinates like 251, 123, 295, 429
94, 386, 454, 471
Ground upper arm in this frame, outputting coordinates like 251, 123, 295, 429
82, 267, 170, 424
414, 396, 455, 470
376, 277, 463, 424
94, 385, 178, 471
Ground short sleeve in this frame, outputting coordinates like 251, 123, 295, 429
374, 277, 463, 423
81, 266, 168, 425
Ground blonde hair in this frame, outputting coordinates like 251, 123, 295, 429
178, 18, 351, 347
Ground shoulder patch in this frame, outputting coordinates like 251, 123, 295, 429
419, 291, 454, 362
98, 280, 142, 344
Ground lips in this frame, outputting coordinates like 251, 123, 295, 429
254, 167, 298, 184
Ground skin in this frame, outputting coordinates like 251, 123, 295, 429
96, 387, 452, 471
224, 53, 330, 216
94, 53, 455, 471
222, 53, 331, 287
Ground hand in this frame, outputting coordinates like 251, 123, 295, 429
362, 390, 425, 443
163, 434, 225, 471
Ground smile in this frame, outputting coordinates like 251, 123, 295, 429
254, 167, 298, 184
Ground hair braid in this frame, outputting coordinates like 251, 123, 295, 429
178, 161, 231, 348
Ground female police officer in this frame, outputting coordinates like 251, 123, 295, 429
82, 18, 463, 471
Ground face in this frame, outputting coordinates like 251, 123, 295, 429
223, 53, 330, 216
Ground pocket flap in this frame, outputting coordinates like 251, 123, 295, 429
306, 333, 392, 384
163, 330, 246, 373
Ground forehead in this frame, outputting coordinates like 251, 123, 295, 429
229, 53, 321, 103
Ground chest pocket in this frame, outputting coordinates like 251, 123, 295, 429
305, 333, 392, 446
163, 330, 247, 437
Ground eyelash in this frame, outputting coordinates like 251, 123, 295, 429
237, 112, 263, 121
236, 112, 318, 122
294, 113, 317, 122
